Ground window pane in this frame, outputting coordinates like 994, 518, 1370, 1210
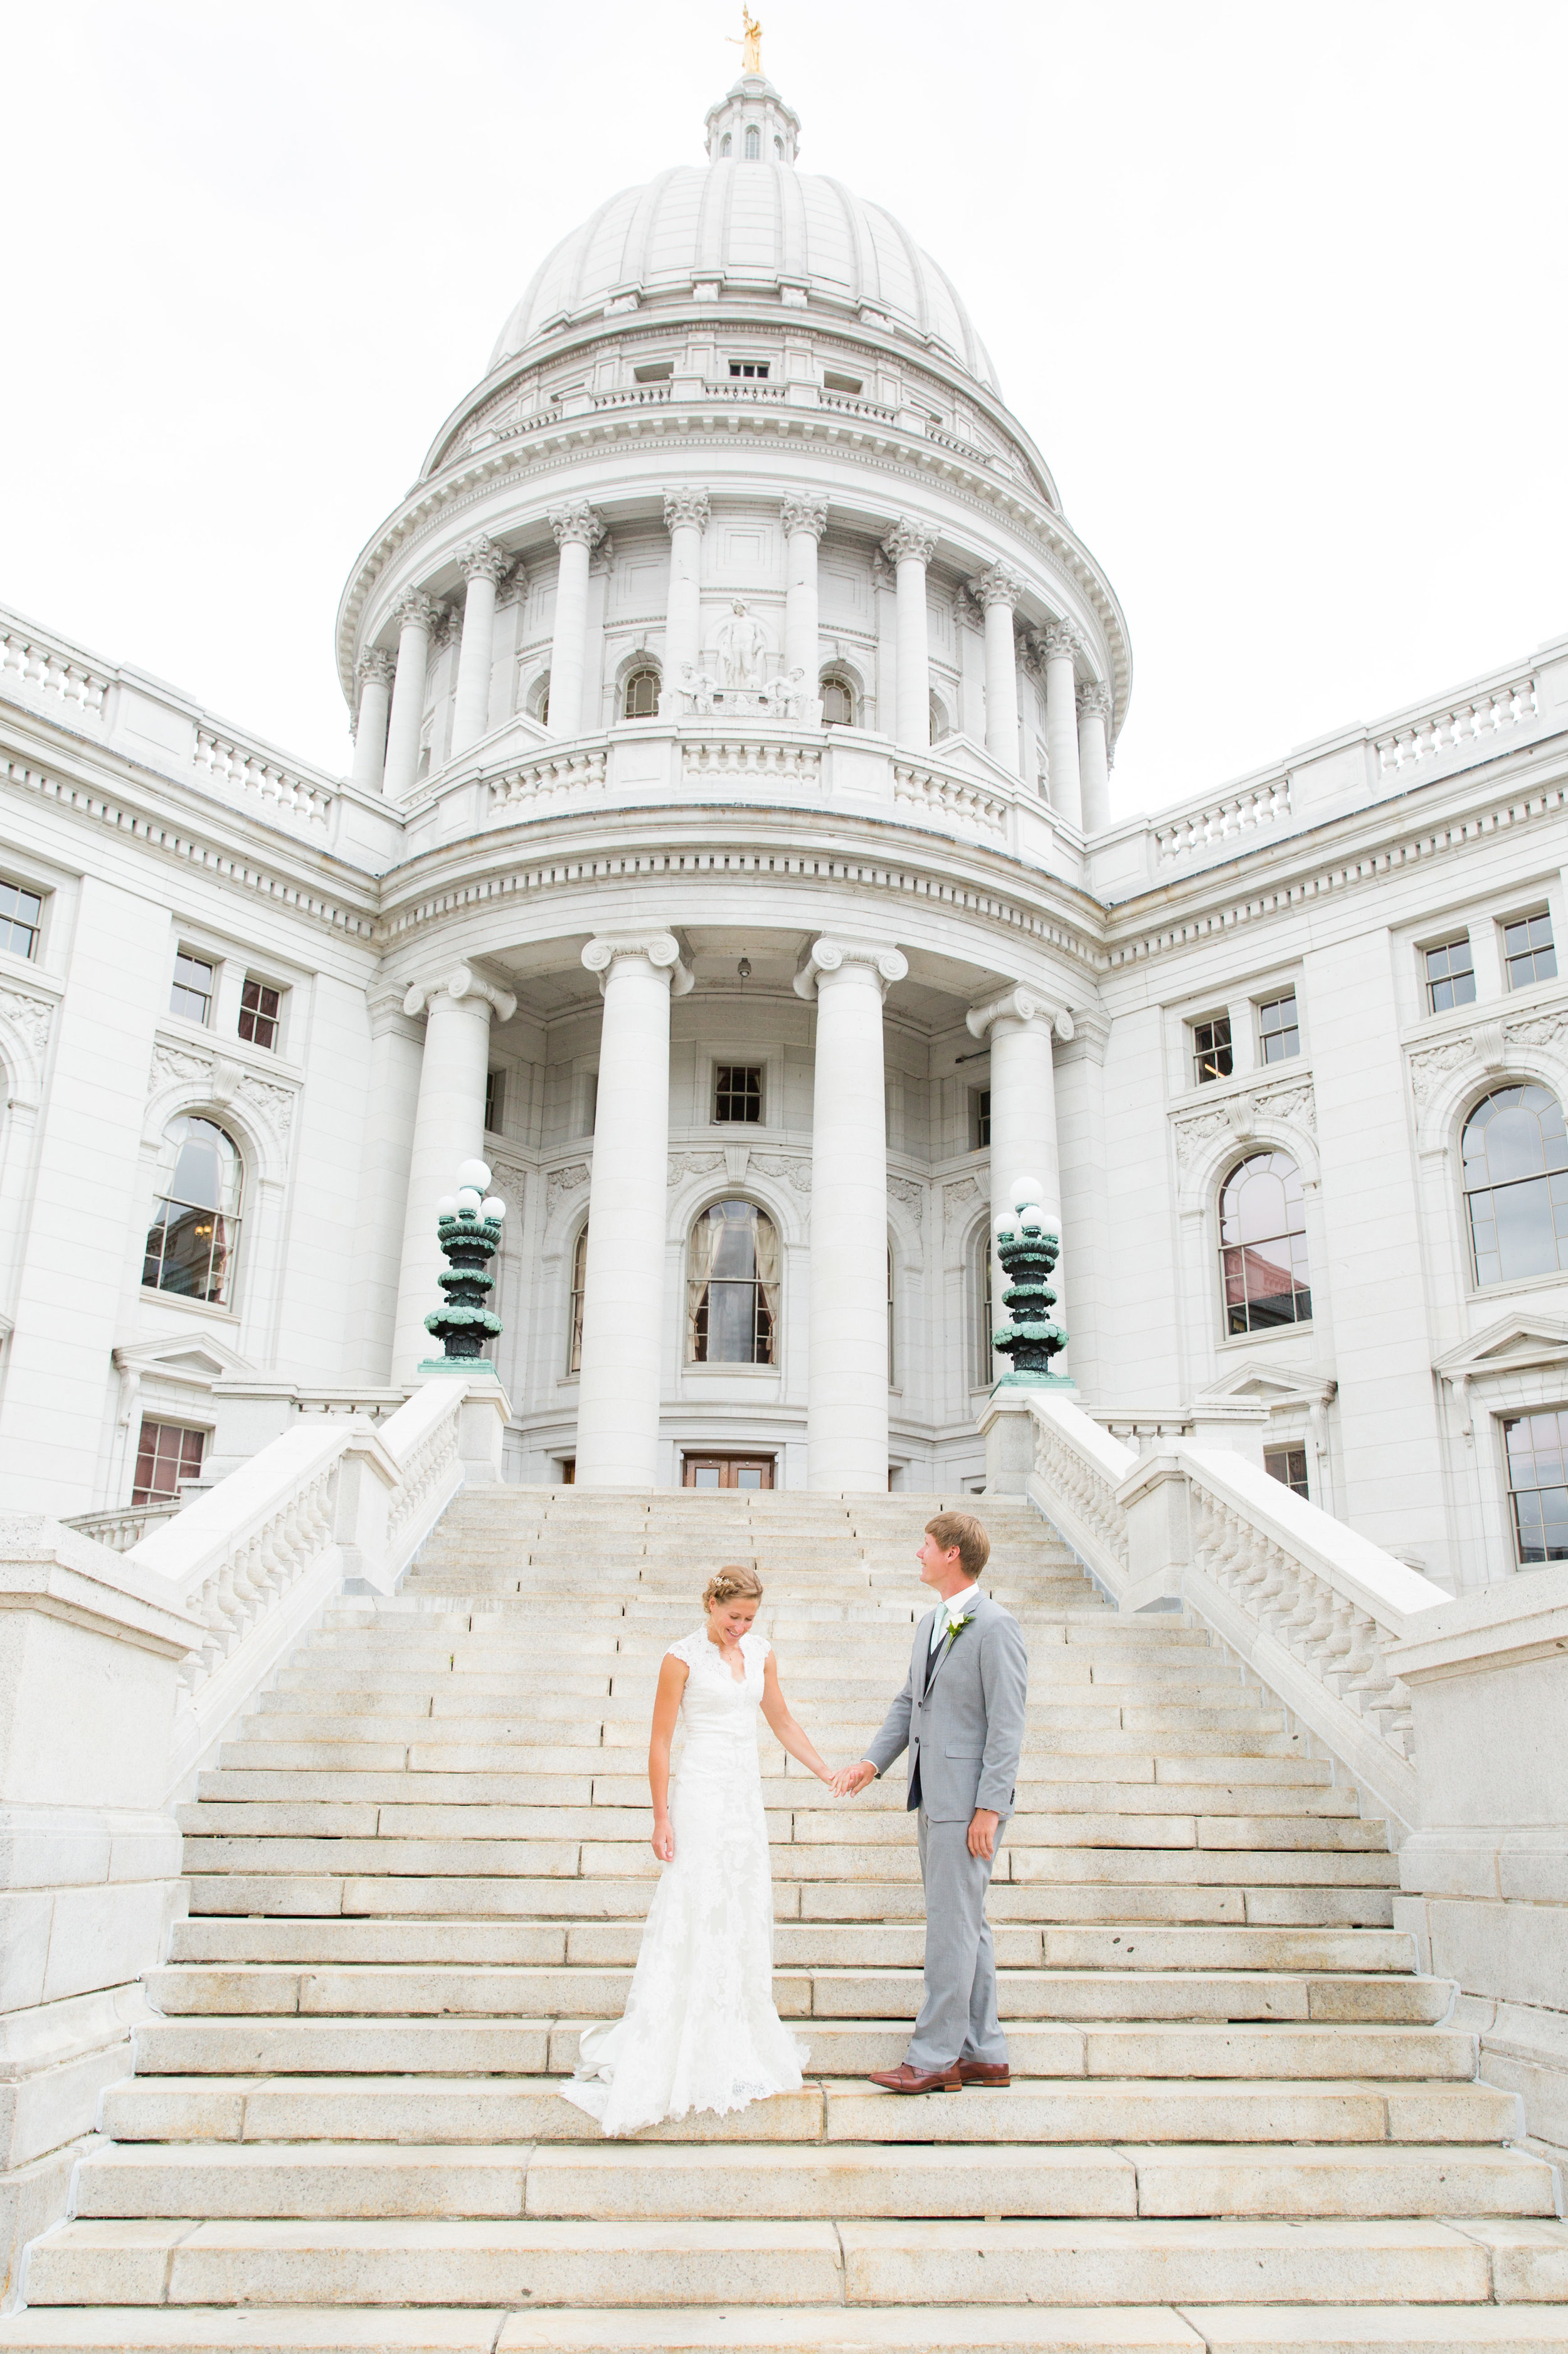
1505, 913, 1557, 989
132, 1418, 205, 1505
1503, 1409, 1568, 1564
1264, 1445, 1310, 1498
1464, 1088, 1568, 1286
1425, 936, 1476, 1012
0, 879, 43, 958
171, 952, 214, 1024
1258, 992, 1300, 1063
1219, 1150, 1311, 1332
714, 1066, 762, 1123
1194, 1017, 1232, 1086
238, 977, 280, 1050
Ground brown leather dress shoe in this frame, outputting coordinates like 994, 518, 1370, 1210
867, 2061, 962, 2093
957, 2059, 1011, 2086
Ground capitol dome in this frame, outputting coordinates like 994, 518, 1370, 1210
487, 77, 1000, 395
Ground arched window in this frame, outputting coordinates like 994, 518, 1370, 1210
529, 672, 550, 726
1219, 1151, 1311, 1334
568, 1224, 588, 1374
744, 125, 761, 159
970, 1224, 994, 1388
622, 666, 660, 720
143, 1116, 243, 1306
820, 674, 856, 728
1462, 1083, 1568, 1287
929, 691, 952, 745
721, 132, 732, 156
687, 1200, 779, 1364
773, 134, 783, 157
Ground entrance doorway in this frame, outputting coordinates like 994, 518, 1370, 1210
682, 1453, 775, 1490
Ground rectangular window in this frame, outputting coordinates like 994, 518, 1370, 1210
1503, 911, 1557, 991
238, 977, 281, 1051
714, 1064, 763, 1124
132, 1418, 205, 1505
485, 1068, 505, 1133
1503, 1409, 1568, 1564
1424, 935, 1476, 1014
171, 951, 215, 1025
970, 1088, 992, 1151
1258, 992, 1300, 1065
0, 877, 43, 960
1192, 1015, 1232, 1086
728, 361, 770, 379
1264, 1445, 1310, 1500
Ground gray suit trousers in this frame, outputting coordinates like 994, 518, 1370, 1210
905, 1807, 1007, 2070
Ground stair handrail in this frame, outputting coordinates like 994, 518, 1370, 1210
124, 1376, 474, 1796
1000, 1388, 1451, 1832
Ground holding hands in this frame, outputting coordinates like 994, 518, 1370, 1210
831, 1759, 876, 1798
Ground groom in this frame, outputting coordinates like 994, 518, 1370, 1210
834, 1510, 1028, 2092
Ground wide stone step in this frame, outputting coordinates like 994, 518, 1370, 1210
63, 2138, 1559, 2222
130, 2015, 1480, 2081
26, 2215, 1568, 2313
97, 2076, 1521, 2148
142, 1963, 1451, 2023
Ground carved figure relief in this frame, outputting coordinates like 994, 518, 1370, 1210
546, 1161, 591, 1217
712, 600, 769, 689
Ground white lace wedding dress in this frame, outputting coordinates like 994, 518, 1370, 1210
561, 1626, 808, 2136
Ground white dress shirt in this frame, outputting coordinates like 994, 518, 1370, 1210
930, 1581, 980, 1651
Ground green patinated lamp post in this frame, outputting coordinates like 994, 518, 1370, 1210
992, 1174, 1071, 1388
418, 1156, 507, 1376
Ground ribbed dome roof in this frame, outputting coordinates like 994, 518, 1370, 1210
487, 159, 1000, 395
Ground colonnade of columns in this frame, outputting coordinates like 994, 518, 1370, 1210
354, 492, 1115, 825
386, 931, 1067, 1490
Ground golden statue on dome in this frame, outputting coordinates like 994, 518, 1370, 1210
728, 6, 763, 75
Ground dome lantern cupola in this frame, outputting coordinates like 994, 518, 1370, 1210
704, 74, 800, 165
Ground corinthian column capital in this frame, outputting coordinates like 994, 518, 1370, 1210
402, 963, 518, 1024
357, 649, 397, 689
1076, 679, 1113, 721
881, 517, 938, 569
455, 534, 511, 585
550, 499, 605, 551
966, 984, 1074, 1042
662, 487, 711, 533
392, 590, 442, 635
1041, 619, 1083, 664
972, 563, 1025, 612
781, 494, 829, 541
793, 936, 909, 1000
581, 930, 695, 997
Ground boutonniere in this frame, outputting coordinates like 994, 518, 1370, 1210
943, 1608, 975, 1641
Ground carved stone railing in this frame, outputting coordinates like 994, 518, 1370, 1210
893, 758, 1010, 847
193, 729, 334, 829
1374, 674, 1537, 777
125, 1376, 497, 1795
0, 620, 111, 718
61, 1500, 183, 1552
1152, 775, 1293, 866
992, 1388, 1449, 1830
488, 743, 610, 818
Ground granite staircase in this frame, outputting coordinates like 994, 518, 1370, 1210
7, 1485, 1568, 2351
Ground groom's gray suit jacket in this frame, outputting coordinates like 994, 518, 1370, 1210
864, 1592, 1029, 1823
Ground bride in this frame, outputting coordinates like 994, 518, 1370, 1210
562, 1563, 837, 2136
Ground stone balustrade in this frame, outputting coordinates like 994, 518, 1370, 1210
193, 728, 334, 829
0, 620, 111, 717
1374, 674, 1537, 775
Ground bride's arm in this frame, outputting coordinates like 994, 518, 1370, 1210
760, 1652, 834, 1786
649, 1655, 688, 1860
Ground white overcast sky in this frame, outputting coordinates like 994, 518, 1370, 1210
5, 1, 1565, 819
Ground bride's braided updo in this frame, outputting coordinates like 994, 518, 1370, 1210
702, 1564, 765, 1611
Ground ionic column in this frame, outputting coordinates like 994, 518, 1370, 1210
781, 494, 828, 691
391, 965, 517, 1381
1077, 680, 1113, 835
450, 536, 511, 756
383, 593, 441, 799
662, 488, 709, 687
973, 563, 1025, 773
881, 519, 938, 750
547, 500, 605, 738
575, 931, 693, 1487
1041, 620, 1084, 829
965, 983, 1073, 1379
350, 650, 396, 792
795, 936, 909, 1490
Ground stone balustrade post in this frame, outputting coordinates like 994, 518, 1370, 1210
795, 936, 909, 1489
382, 593, 441, 799
661, 488, 709, 691
390, 966, 517, 1381
966, 983, 1074, 1378
973, 564, 1025, 773
781, 495, 828, 693
547, 501, 605, 737
1042, 620, 1084, 829
1077, 680, 1113, 834
449, 537, 511, 756
349, 650, 396, 793
881, 519, 937, 751
575, 931, 693, 1486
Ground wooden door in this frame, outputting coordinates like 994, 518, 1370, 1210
681, 1453, 775, 1490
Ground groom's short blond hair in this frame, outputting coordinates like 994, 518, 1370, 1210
926, 1512, 990, 1579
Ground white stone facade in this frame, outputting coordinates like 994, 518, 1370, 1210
2, 75, 1567, 1594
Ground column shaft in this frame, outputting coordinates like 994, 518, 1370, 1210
1078, 683, 1113, 834
967, 987, 1067, 1384
390, 980, 503, 1381
350, 655, 395, 792
800, 940, 908, 1490
1043, 623, 1084, 829
782, 497, 827, 687
383, 599, 438, 799
450, 539, 508, 756
575, 938, 684, 1486
980, 588, 1022, 770
882, 521, 936, 751
548, 503, 603, 737
662, 489, 708, 686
